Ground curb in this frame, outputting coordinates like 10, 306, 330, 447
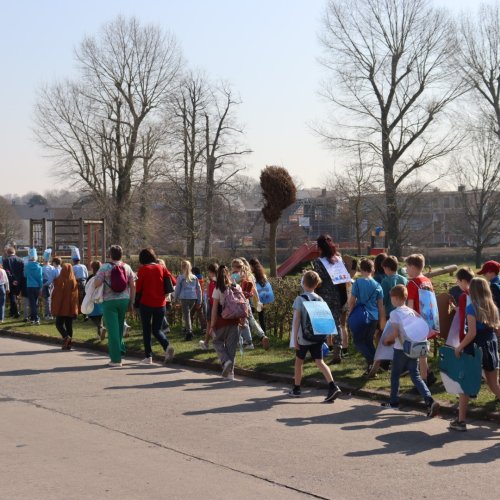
1, 328, 499, 424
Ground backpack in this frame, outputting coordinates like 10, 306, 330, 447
410, 280, 440, 334
394, 309, 430, 359
300, 294, 331, 343
347, 281, 378, 335
108, 263, 128, 293
221, 284, 249, 320
257, 281, 275, 304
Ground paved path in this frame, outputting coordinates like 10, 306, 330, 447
0, 337, 499, 499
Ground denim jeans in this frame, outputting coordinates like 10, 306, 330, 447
0, 284, 5, 321
181, 299, 197, 334
352, 319, 377, 364
42, 284, 51, 317
27, 287, 41, 322
139, 304, 169, 358
390, 348, 432, 406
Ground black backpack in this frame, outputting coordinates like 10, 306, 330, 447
300, 294, 327, 343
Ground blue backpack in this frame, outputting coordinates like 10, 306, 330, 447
257, 281, 275, 304
347, 282, 378, 334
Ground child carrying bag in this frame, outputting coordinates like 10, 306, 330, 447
394, 309, 430, 359
347, 283, 378, 335
300, 294, 337, 343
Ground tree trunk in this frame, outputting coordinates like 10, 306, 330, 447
269, 220, 278, 277
384, 170, 401, 257
475, 247, 482, 269
203, 156, 215, 257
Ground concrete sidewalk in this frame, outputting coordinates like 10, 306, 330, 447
1, 337, 499, 499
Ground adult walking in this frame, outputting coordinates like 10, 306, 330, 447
24, 248, 43, 325
135, 248, 174, 365
2, 246, 24, 318
312, 234, 348, 363
94, 245, 135, 367
51, 263, 79, 350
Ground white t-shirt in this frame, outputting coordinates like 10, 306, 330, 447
389, 305, 429, 350
211, 287, 226, 306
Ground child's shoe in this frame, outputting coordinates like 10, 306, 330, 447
426, 399, 440, 418
324, 383, 341, 403
448, 418, 467, 432
221, 360, 233, 378
261, 336, 270, 350
164, 346, 174, 363
199, 340, 209, 350
288, 386, 301, 397
381, 402, 399, 409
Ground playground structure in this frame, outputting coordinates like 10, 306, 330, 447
29, 218, 107, 267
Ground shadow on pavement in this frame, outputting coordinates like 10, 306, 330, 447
277, 403, 420, 429
345, 427, 500, 465
0, 349, 63, 356
104, 377, 225, 390
0, 364, 106, 376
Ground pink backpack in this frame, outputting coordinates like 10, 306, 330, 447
221, 284, 249, 319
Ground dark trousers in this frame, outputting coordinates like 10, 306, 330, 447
27, 287, 41, 322
139, 304, 169, 358
258, 309, 266, 333
56, 316, 74, 338
9, 285, 19, 317
352, 319, 378, 365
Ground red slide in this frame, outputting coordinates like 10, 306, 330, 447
277, 242, 319, 277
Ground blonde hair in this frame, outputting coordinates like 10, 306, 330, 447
469, 278, 500, 329
181, 260, 194, 283
239, 257, 255, 284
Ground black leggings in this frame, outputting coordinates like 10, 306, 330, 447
56, 316, 74, 339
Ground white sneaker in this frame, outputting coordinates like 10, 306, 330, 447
244, 343, 255, 350
108, 362, 122, 368
222, 360, 233, 377
140, 357, 153, 365
164, 346, 174, 363
223, 372, 235, 381
199, 340, 209, 350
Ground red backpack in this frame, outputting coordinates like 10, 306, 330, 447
221, 284, 249, 319
109, 263, 128, 293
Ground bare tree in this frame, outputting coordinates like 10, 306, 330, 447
35, 17, 182, 247
203, 84, 251, 257
260, 166, 297, 277
328, 148, 377, 254
456, 3, 500, 136
319, 0, 462, 256
453, 124, 500, 267
0, 197, 22, 249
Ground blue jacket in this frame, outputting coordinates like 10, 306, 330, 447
24, 261, 43, 288
174, 275, 202, 303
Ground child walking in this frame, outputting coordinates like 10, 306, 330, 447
199, 263, 218, 350
174, 260, 202, 341
405, 254, 437, 386
449, 278, 500, 432
381, 285, 440, 417
290, 271, 341, 402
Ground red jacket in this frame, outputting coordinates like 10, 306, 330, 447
136, 264, 176, 308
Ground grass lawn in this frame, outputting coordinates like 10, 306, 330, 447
1, 313, 499, 415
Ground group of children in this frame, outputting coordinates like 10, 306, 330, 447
1, 242, 499, 431
291, 253, 500, 432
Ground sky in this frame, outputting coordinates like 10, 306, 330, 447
0, 0, 482, 196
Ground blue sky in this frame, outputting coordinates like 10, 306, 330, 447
0, 0, 480, 195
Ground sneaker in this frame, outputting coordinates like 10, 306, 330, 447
427, 400, 440, 418
223, 372, 235, 381
448, 419, 467, 432
288, 387, 301, 397
381, 402, 400, 409
62, 336, 71, 350
221, 360, 233, 378
261, 336, 270, 350
164, 346, 174, 363
34, 320, 40, 326
324, 384, 341, 403
66, 338, 72, 350
108, 362, 122, 368
140, 357, 153, 365
244, 343, 255, 350
199, 340, 209, 351
100, 327, 107, 341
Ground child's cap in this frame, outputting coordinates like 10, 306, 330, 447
28, 247, 38, 260
70, 246, 81, 261
477, 260, 500, 275
43, 248, 52, 262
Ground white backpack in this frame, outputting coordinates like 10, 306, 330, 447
394, 309, 431, 359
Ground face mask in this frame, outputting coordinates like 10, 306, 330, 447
231, 272, 241, 283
